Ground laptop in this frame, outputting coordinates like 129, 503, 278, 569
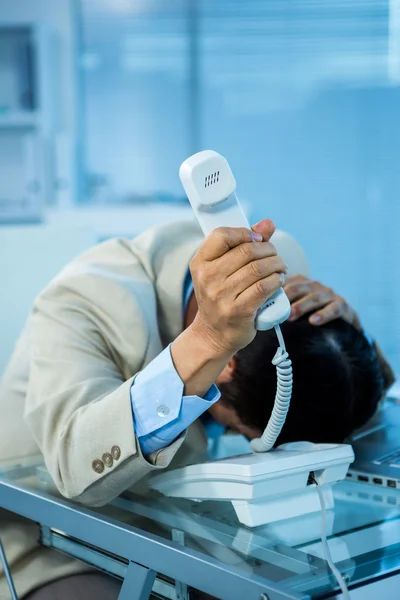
347, 383, 400, 490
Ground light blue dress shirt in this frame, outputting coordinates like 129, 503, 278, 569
131, 270, 221, 455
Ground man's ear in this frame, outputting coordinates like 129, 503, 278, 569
216, 356, 237, 385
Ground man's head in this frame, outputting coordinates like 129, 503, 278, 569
212, 318, 386, 445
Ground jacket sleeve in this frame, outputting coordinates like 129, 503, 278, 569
23, 266, 186, 507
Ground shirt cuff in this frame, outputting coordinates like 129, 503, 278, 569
131, 345, 220, 454
139, 385, 220, 455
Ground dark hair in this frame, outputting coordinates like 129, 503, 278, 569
219, 318, 386, 445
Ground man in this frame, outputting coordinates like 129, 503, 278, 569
0, 218, 393, 599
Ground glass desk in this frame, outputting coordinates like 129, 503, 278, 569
1, 459, 400, 600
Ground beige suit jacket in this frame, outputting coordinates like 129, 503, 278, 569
0, 220, 310, 598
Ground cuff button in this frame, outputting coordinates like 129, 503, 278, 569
102, 453, 113, 468
92, 459, 104, 474
111, 446, 121, 460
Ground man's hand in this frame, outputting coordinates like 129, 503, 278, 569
190, 219, 287, 356
284, 275, 362, 331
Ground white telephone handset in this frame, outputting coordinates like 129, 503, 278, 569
179, 150, 291, 331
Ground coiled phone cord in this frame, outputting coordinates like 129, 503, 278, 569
249, 324, 352, 598
250, 324, 293, 453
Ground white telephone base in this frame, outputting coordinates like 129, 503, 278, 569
149, 442, 355, 528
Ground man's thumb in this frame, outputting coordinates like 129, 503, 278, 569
251, 218, 276, 242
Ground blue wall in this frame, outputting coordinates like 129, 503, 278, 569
201, 83, 400, 372
80, 0, 400, 374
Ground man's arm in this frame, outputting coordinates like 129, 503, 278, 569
25, 220, 286, 506
134, 220, 289, 454
24, 277, 185, 507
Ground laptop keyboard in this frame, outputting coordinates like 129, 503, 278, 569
374, 448, 400, 467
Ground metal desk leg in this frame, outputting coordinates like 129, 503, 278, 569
117, 561, 156, 600
0, 536, 18, 600
172, 529, 190, 600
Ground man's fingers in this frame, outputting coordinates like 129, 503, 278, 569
216, 240, 278, 278
199, 227, 257, 261
236, 272, 283, 311
282, 275, 360, 329
228, 255, 287, 296
283, 280, 313, 303
308, 300, 344, 326
288, 288, 334, 321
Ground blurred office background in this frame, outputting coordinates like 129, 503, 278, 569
0, 0, 399, 378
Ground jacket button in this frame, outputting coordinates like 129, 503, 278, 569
111, 446, 121, 460
92, 459, 104, 474
102, 453, 113, 468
